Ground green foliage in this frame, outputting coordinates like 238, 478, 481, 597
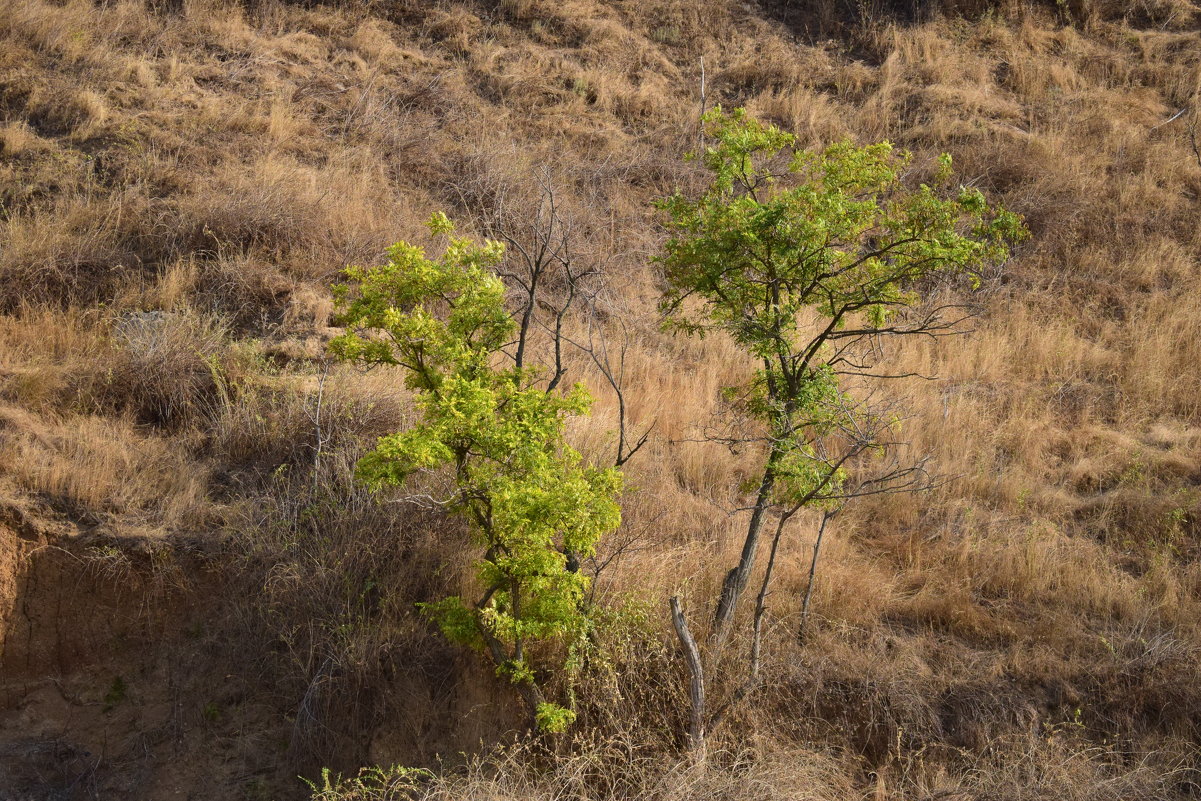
303, 765, 433, 800
331, 214, 622, 731
535, 701, 578, 733
659, 107, 1027, 506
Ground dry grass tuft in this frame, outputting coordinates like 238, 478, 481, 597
0, 412, 213, 529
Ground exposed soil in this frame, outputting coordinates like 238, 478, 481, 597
0, 508, 517, 800
0, 514, 286, 801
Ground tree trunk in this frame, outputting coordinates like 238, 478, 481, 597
707, 509, 794, 737
712, 460, 777, 646
751, 511, 791, 679
480, 620, 545, 732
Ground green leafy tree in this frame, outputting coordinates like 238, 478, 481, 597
330, 213, 622, 732
658, 108, 1027, 646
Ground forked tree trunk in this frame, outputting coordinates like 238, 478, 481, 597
707, 509, 795, 738
480, 617, 545, 732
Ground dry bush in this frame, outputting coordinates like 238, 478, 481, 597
102, 309, 229, 426
0, 121, 51, 158
953, 733, 1198, 801
226, 446, 488, 772
0, 305, 109, 412
171, 153, 401, 278
209, 363, 407, 482
0, 195, 149, 309
409, 737, 853, 801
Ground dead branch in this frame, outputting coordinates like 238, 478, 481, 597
670, 595, 707, 760
799, 509, 835, 643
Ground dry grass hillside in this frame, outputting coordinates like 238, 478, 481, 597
1, 0, 1200, 798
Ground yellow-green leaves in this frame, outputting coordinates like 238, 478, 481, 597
535, 702, 577, 734
332, 214, 622, 733
657, 108, 1027, 507
427, 210, 454, 236
330, 215, 512, 393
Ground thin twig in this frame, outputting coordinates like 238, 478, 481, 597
1189, 114, 1201, 170
308, 359, 331, 497
799, 509, 836, 643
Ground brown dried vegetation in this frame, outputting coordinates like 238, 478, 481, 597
1, 0, 1200, 798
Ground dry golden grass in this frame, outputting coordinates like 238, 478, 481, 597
2, 0, 1201, 797
0, 411, 212, 529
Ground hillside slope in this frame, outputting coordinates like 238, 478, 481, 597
2, 0, 1200, 798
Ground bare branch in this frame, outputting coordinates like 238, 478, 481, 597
799, 509, 835, 643
304, 357, 332, 498
1189, 101, 1201, 170
670, 596, 707, 759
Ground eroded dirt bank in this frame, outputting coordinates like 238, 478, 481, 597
0, 513, 511, 801
0, 518, 271, 800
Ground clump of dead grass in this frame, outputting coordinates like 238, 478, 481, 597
0, 411, 214, 529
